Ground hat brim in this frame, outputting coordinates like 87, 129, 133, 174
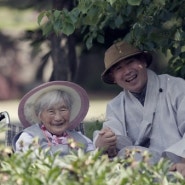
18, 81, 89, 130
101, 51, 152, 84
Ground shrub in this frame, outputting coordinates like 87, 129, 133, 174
0, 145, 184, 185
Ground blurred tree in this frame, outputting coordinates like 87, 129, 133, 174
21, 0, 79, 81
38, 0, 185, 78
0, 0, 81, 83
0, 0, 53, 99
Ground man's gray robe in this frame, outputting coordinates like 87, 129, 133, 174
94, 69, 185, 163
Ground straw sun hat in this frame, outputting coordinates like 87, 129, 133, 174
101, 41, 153, 84
18, 81, 89, 130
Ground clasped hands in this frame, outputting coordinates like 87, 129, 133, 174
95, 128, 185, 178
95, 127, 117, 157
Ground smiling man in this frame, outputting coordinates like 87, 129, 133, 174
93, 41, 185, 177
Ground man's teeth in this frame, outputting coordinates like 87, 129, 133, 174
126, 75, 137, 82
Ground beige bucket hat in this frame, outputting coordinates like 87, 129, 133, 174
18, 81, 89, 130
101, 41, 152, 84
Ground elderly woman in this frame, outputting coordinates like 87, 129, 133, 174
13, 81, 95, 156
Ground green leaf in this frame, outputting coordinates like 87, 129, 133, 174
62, 22, 75, 36
115, 15, 123, 28
53, 19, 62, 33
70, 8, 80, 24
86, 36, 93, 49
107, 0, 117, 6
53, 10, 61, 19
42, 22, 53, 36
37, 11, 45, 25
97, 34, 104, 43
127, 0, 142, 6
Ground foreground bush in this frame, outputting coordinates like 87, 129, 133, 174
0, 144, 185, 185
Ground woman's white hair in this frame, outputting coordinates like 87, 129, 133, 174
34, 90, 73, 116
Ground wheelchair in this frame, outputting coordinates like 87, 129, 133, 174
0, 111, 23, 147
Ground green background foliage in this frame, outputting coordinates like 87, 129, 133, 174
38, 0, 185, 78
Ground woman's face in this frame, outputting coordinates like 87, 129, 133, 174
110, 56, 148, 93
39, 101, 70, 136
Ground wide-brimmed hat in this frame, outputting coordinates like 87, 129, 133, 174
101, 41, 152, 84
18, 81, 89, 130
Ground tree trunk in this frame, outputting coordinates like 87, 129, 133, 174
49, 0, 77, 81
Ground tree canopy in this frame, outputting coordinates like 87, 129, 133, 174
38, 0, 185, 78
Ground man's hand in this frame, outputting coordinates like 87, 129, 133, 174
95, 127, 117, 151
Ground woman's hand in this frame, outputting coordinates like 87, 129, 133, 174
169, 162, 185, 178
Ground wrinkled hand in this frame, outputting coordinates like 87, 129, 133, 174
169, 162, 185, 178
95, 127, 117, 153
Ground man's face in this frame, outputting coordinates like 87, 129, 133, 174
110, 56, 148, 93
